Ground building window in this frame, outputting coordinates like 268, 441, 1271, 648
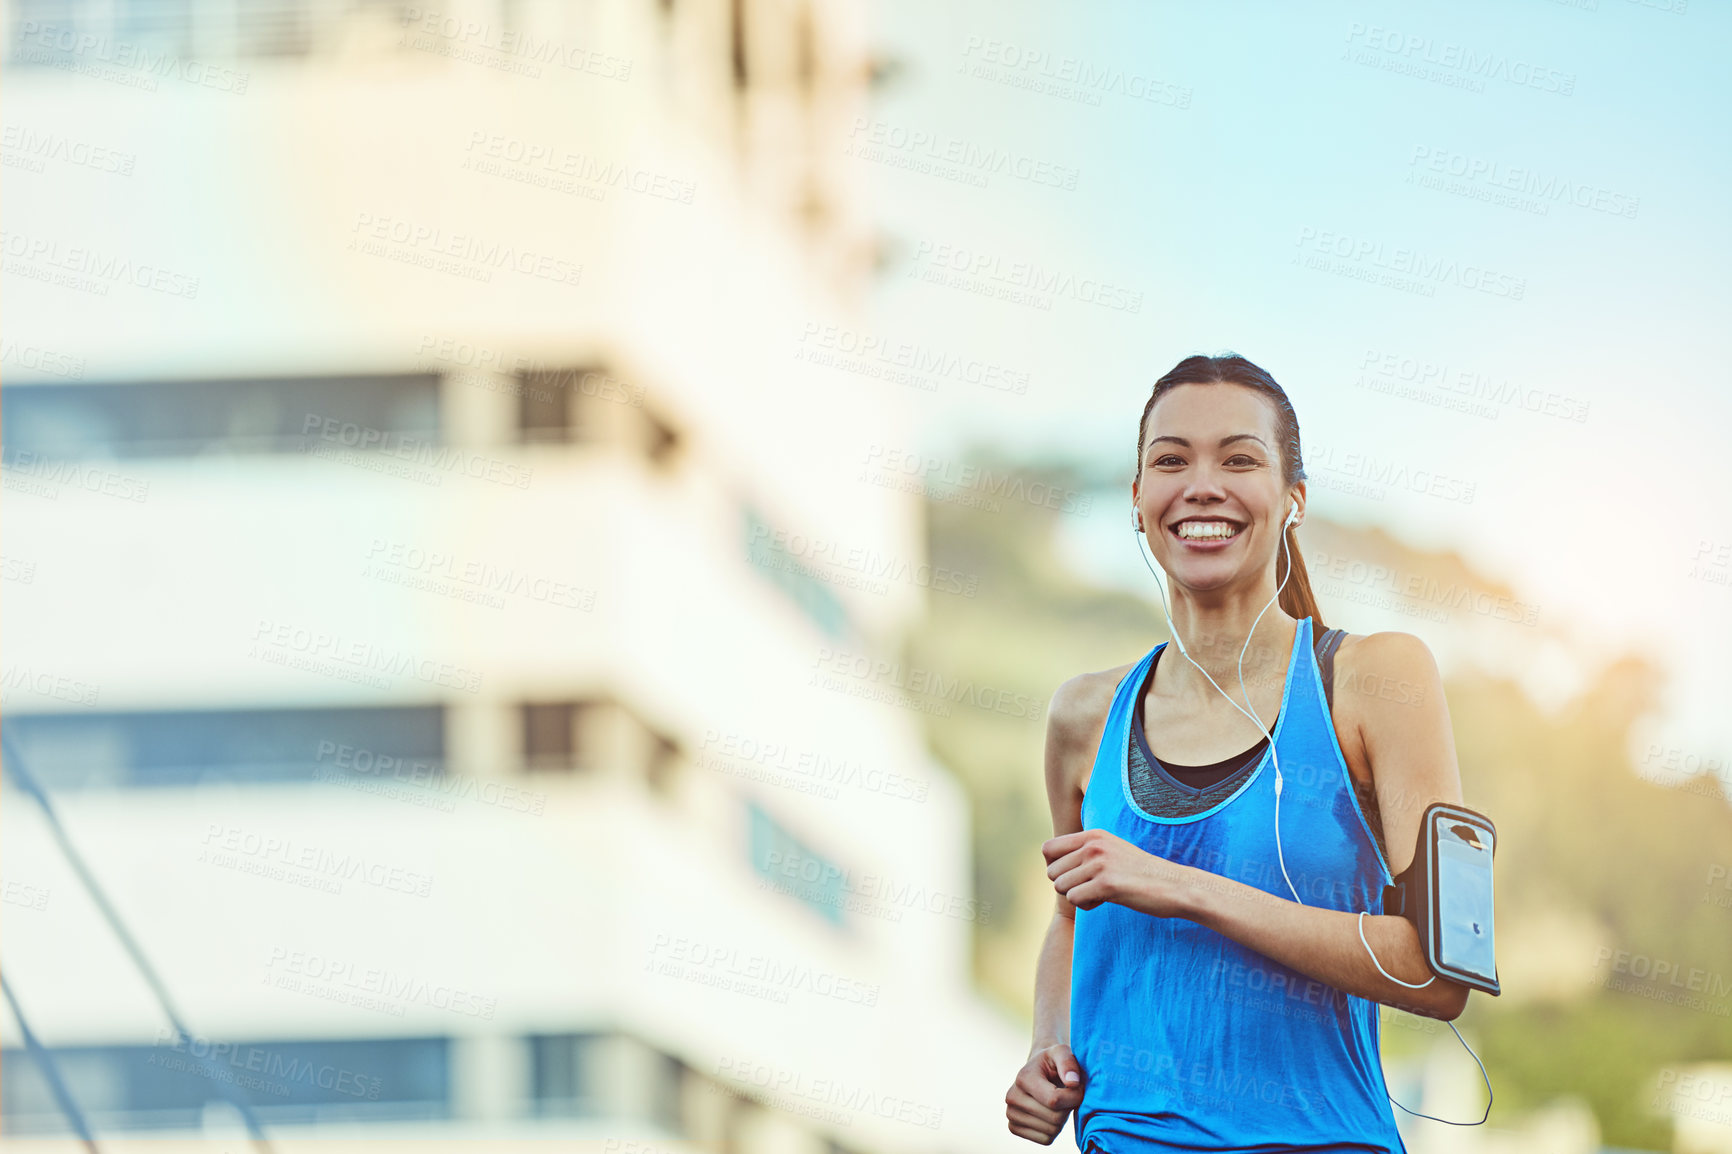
516, 367, 598, 445
527, 1033, 602, 1118
740, 504, 850, 640
515, 364, 640, 445
528, 1035, 684, 1128
521, 701, 592, 773
520, 699, 681, 793
1, 706, 445, 790
746, 800, 844, 927
237, 0, 315, 58
1, 1036, 450, 1134
6, 0, 417, 63
648, 1051, 686, 1133
0, 375, 439, 461
513, 363, 680, 471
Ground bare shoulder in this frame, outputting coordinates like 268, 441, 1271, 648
1044, 662, 1137, 827
1332, 630, 1460, 868
1332, 630, 1441, 713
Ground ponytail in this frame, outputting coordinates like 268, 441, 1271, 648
1277, 523, 1326, 631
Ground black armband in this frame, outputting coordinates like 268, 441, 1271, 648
1380, 802, 1500, 996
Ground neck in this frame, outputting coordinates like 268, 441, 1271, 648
1162, 591, 1298, 705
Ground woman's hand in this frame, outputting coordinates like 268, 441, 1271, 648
1005, 1043, 1086, 1145
1043, 828, 1197, 918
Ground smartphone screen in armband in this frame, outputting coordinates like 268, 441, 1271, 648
1433, 812, 1497, 992
1384, 802, 1501, 995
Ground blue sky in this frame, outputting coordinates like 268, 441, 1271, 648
868, 0, 1732, 769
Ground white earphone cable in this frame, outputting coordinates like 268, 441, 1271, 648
1133, 504, 1302, 903
1358, 911, 1434, 989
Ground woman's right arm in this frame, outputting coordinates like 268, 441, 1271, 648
1006, 671, 1117, 1145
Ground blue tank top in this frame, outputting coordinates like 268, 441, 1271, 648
1069, 616, 1405, 1153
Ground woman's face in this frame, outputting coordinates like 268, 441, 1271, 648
1133, 383, 1298, 592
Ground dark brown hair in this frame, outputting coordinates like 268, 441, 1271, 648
1136, 353, 1327, 630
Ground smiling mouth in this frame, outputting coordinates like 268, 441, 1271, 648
1169, 518, 1246, 541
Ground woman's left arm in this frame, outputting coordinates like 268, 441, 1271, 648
1045, 631, 1472, 1020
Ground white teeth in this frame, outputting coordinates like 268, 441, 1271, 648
1174, 520, 1241, 540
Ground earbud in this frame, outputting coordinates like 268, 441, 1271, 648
1285, 500, 1299, 528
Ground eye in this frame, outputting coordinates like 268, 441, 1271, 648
1226, 454, 1262, 467
1151, 454, 1184, 467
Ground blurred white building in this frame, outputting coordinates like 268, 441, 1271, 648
0, 0, 1035, 1149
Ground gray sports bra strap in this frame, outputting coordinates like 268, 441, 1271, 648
1314, 626, 1387, 860
1317, 627, 1347, 714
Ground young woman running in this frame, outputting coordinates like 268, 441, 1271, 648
1004, 355, 1475, 1153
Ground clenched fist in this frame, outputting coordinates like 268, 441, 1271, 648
1005, 1043, 1086, 1144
